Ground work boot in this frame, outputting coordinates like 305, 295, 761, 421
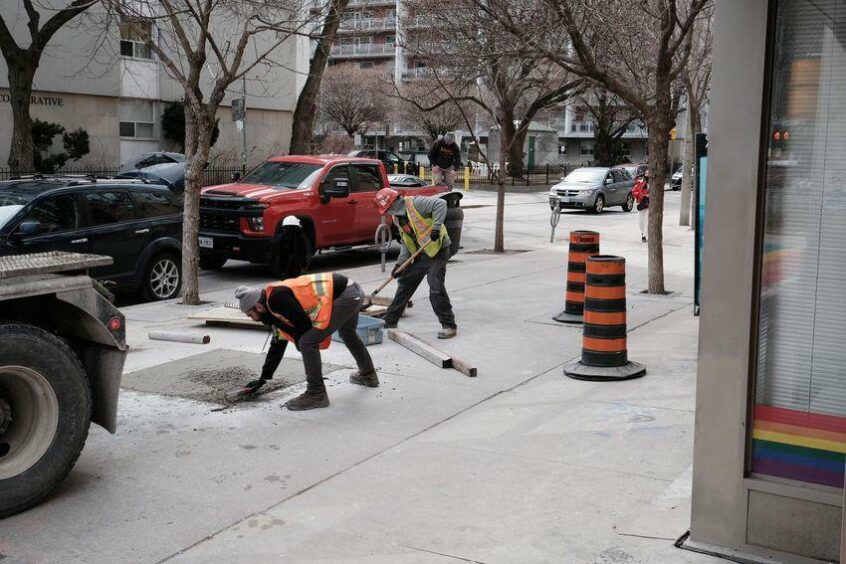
349, 368, 380, 387
437, 325, 457, 339
383, 320, 398, 329
284, 389, 329, 411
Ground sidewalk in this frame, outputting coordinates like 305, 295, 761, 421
1, 192, 715, 563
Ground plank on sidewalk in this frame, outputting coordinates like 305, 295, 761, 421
387, 329, 452, 369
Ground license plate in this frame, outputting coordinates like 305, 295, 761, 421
199, 236, 213, 249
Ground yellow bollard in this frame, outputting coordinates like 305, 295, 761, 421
464, 166, 470, 191
419, 164, 425, 179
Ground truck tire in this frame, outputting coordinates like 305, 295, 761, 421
0, 323, 91, 519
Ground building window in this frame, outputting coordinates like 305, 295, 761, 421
751, 0, 846, 489
621, 142, 631, 159
579, 141, 593, 156
119, 99, 156, 139
385, 35, 395, 46
120, 18, 153, 60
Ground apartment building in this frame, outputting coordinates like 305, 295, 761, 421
0, 4, 309, 169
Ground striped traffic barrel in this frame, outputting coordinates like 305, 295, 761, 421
554, 230, 599, 323
582, 256, 628, 366
564, 255, 645, 380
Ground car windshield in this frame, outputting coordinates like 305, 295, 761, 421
623, 166, 638, 177
0, 193, 32, 231
563, 169, 607, 183
240, 162, 322, 189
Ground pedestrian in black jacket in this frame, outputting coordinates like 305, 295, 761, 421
428, 132, 462, 189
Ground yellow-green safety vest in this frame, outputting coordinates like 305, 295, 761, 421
400, 196, 448, 258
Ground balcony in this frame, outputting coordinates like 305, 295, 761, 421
405, 15, 433, 29
313, 0, 395, 7
339, 17, 396, 32
331, 42, 396, 58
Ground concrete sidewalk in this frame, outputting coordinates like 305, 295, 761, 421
0, 191, 716, 563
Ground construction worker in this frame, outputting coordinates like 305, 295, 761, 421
428, 132, 462, 190
374, 188, 457, 339
233, 273, 378, 411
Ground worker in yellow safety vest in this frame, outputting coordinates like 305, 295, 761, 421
234, 272, 377, 410
374, 188, 457, 339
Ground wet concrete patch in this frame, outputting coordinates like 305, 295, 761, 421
122, 349, 341, 405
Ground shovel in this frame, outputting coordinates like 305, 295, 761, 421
362, 244, 427, 310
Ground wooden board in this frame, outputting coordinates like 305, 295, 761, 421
450, 356, 478, 377
388, 329, 451, 368
188, 307, 265, 330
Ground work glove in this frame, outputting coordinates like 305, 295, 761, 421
245, 379, 266, 392
391, 263, 402, 278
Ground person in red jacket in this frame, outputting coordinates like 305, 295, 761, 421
632, 171, 650, 243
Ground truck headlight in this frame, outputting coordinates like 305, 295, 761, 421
247, 216, 264, 231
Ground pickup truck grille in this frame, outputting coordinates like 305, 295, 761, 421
199, 195, 259, 233
200, 212, 240, 232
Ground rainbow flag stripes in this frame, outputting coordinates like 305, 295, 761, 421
751, 405, 846, 488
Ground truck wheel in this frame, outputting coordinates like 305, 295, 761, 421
0, 323, 91, 519
142, 252, 182, 301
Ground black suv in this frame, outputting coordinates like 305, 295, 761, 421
348, 150, 415, 174
0, 177, 183, 301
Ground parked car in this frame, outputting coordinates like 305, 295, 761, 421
348, 150, 410, 173
118, 151, 185, 173
116, 162, 186, 193
388, 173, 427, 187
0, 177, 183, 300
549, 166, 635, 213
198, 155, 448, 275
672, 167, 683, 190
622, 163, 649, 179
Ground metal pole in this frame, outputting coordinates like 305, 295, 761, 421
241, 76, 247, 175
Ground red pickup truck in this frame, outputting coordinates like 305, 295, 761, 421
198, 155, 447, 271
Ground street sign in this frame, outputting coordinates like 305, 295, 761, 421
694, 132, 708, 316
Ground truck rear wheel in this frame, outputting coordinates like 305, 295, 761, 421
0, 323, 91, 519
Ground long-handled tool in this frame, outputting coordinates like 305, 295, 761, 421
362, 244, 427, 310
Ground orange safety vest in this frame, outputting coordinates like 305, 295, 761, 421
265, 273, 334, 349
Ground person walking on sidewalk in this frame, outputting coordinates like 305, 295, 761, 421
374, 188, 457, 339
428, 132, 462, 190
233, 273, 378, 411
633, 171, 650, 243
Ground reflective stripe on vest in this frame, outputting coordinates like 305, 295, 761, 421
265, 273, 335, 346
402, 196, 447, 258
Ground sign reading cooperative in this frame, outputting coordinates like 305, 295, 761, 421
0, 91, 64, 106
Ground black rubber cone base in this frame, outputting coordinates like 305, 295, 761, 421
564, 360, 646, 381
553, 310, 584, 324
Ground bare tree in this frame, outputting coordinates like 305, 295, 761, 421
109, 0, 311, 305
397, 81, 464, 141
289, 0, 350, 154
679, 7, 712, 226
0, 1, 97, 171
401, 0, 581, 252
579, 87, 639, 166
320, 64, 385, 138
484, 0, 710, 292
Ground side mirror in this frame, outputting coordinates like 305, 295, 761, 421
324, 178, 350, 199
16, 220, 41, 238
231, 172, 242, 182
605, 177, 613, 185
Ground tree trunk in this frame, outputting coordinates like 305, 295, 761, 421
494, 140, 508, 253
646, 117, 669, 294
289, 0, 349, 155
181, 110, 215, 305
679, 109, 695, 226
507, 128, 527, 178
7, 62, 37, 172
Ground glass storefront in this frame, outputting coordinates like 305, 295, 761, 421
752, 0, 846, 488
